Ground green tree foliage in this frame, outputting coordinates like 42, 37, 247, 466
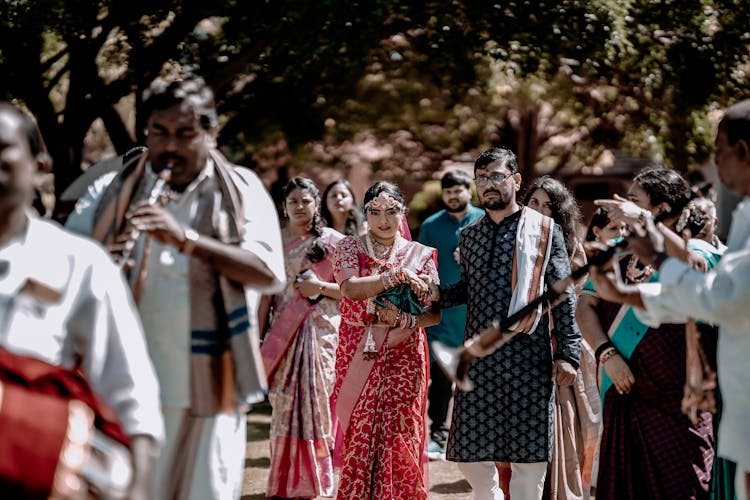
1, 0, 215, 195
2, 0, 750, 211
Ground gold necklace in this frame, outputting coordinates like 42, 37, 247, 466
365, 233, 398, 265
362, 232, 400, 360
625, 255, 654, 283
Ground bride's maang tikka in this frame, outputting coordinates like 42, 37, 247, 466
365, 191, 403, 213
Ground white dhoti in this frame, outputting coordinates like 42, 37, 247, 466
155, 406, 246, 500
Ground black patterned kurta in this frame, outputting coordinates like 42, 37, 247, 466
442, 209, 581, 463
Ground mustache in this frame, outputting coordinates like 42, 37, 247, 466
482, 189, 501, 196
157, 153, 185, 166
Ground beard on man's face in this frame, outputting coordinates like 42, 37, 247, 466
444, 199, 469, 213
482, 198, 508, 210
480, 190, 509, 210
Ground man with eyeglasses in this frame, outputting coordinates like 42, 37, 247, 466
434, 147, 581, 500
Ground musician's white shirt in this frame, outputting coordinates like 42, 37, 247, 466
66, 160, 285, 407
0, 214, 164, 443
635, 198, 750, 470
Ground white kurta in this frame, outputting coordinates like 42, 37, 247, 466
66, 157, 285, 499
0, 215, 164, 442
66, 160, 285, 406
635, 198, 750, 472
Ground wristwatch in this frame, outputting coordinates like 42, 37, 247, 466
180, 228, 200, 255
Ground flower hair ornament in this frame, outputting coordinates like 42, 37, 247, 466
364, 191, 403, 213
675, 204, 691, 234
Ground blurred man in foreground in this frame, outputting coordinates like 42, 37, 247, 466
0, 102, 163, 498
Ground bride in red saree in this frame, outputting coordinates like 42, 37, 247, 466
332, 181, 441, 499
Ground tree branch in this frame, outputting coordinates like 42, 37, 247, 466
44, 60, 71, 94
40, 46, 70, 73
208, 41, 267, 94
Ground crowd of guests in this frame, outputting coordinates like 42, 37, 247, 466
0, 74, 748, 500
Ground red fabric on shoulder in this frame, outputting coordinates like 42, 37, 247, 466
0, 347, 130, 446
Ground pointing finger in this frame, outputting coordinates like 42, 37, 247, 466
594, 199, 620, 208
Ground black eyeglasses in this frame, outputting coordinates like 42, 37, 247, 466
475, 173, 512, 187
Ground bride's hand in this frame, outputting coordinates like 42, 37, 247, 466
401, 268, 430, 302
416, 273, 437, 303
375, 301, 400, 326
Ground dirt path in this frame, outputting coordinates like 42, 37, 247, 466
242, 401, 472, 499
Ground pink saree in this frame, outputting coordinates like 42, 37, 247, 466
261, 228, 343, 499
332, 235, 438, 500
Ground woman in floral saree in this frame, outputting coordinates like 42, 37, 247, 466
332, 181, 441, 499
260, 177, 344, 499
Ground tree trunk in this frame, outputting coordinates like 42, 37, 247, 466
100, 102, 136, 154
494, 105, 541, 184
517, 106, 540, 182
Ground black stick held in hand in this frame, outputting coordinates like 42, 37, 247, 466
432, 192, 695, 391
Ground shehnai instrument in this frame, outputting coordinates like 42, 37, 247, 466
113, 166, 172, 270
111, 166, 172, 303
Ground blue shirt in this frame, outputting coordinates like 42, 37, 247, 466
419, 205, 484, 354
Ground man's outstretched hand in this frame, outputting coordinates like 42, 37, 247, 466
626, 217, 667, 268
